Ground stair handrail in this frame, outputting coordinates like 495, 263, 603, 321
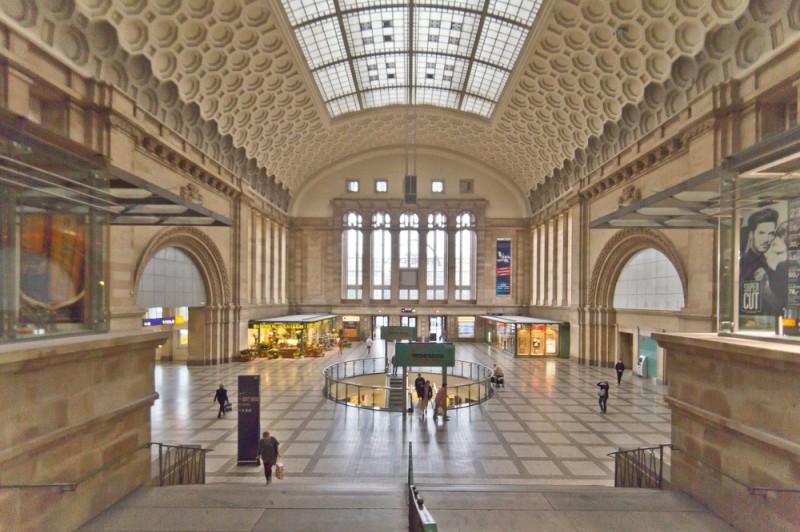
408, 442, 437, 532
607, 444, 673, 489
0, 442, 211, 491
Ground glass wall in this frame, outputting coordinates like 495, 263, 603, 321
0, 127, 109, 342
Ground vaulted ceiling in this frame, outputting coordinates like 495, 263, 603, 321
4, 0, 798, 201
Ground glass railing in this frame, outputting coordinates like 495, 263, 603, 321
322, 358, 494, 411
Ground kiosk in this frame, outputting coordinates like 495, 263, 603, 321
247, 314, 336, 358
481, 315, 569, 357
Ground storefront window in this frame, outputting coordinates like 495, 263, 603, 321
718, 148, 800, 339
0, 129, 109, 342
457, 316, 475, 338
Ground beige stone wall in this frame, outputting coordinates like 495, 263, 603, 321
0, 331, 167, 531
655, 333, 800, 531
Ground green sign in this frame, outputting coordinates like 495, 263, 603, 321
382, 326, 416, 341
395, 342, 455, 367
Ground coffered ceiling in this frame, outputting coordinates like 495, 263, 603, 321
3, 0, 797, 201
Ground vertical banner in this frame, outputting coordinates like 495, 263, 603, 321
786, 198, 800, 307
739, 202, 788, 317
496, 239, 511, 295
237, 375, 260, 465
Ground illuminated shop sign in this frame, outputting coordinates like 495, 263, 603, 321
401, 307, 416, 313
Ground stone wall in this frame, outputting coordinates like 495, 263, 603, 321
654, 333, 800, 531
0, 331, 168, 531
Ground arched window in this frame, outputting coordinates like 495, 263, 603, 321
342, 212, 363, 299
455, 211, 476, 300
613, 248, 684, 310
427, 212, 447, 300
371, 212, 392, 300
399, 212, 419, 300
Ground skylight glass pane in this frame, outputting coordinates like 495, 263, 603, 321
327, 94, 361, 117
313, 62, 357, 100
475, 18, 526, 69
345, 8, 408, 57
488, 0, 543, 25
340, 0, 401, 9
466, 63, 509, 100
416, 88, 459, 109
281, 0, 336, 25
363, 88, 407, 108
415, 7, 478, 57
296, 19, 347, 69
414, 53, 467, 89
461, 95, 494, 117
424, 0, 484, 10
354, 54, 408, 89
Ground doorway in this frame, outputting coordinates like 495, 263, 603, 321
618, 331, 634, 368
429, 316, 446, 342
373, 315, 389, 339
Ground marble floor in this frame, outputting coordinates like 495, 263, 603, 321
151, 341, 671, 487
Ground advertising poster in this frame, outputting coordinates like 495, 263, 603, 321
237, 375, 260, 465
496, 239, 511, 295
786, 198, 800, 307
739, 202, 788, 316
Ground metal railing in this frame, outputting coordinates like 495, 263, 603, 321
408, 442, 437, 532
0, 442, 209, 491
322, 358, 494, 411
608, 444, 673, 489
154, 442, 210, 486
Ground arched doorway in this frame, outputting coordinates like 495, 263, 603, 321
134, 228, 234, 365
586, 229, 687, 370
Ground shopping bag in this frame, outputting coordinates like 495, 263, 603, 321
224, 401, 233, 412
275, 462, 285, 480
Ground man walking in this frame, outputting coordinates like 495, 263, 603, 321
212, 384, 228, 418
615, 359, 625, 385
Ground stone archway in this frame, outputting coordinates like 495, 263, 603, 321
584, 229, 687, 367
134, 227, 237, 365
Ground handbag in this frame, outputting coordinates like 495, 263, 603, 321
275, 462, 285, 480
224, 401, 232, 412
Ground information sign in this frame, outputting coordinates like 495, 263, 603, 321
237, 375, 260, 465
382, 326, 416, 341
394, 342, 455, 367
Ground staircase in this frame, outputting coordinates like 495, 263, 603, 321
80, 482, 733, 531
388, 376, 406, 411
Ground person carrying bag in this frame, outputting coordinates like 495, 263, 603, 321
256, 430, 280, 485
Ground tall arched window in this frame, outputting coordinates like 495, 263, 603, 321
342, 211, 363, 299
613, 248, 684, 310
399, 212, 419, 300
427, 212, 447, 300
372, 212, 392, 300
455, 211, 476, 300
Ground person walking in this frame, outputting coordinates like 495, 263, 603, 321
391, 354, 398, 376
337, 337, 343, 355
212, 384, 228, 418
414, 373, 425, 405
419, 380, 432, 419
433, 384, 447, 420
366, 336, 373, 355
615, 360, 625, 385
256, 430, 280, 485
597, 380, 610, 413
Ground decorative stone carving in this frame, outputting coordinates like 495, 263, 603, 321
180, 183, 203, 204
617, 185, 641, 207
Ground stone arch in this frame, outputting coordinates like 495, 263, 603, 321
583, 229, 687, 368
134, 227, 236, 365
589, 228, 687, 308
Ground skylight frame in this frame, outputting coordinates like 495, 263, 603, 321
281, 0, 542, 118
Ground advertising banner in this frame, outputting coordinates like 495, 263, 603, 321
394, 342, 455, 367
381, 326, 416, 341
237, 375, 260, 465
496, 239, 511, 295
739, 202, 788, 317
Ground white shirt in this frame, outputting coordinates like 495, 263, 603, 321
366, 338, 373, 347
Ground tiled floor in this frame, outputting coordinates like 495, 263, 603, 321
151, 341, 671, 486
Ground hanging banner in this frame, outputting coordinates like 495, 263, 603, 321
739, 202, 788, 317
237, 375, 260, 465
496, 239, 511, 295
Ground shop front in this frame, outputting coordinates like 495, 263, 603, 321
248, 314, 337, 358
481, 315, 569, 357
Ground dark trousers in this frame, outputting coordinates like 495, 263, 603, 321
263, 461, 273, 480
616, 371, 623, 385
598, 396, 607, 413
218, 402, 226, 417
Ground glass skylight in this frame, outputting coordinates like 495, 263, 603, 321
280, 0, 542, 118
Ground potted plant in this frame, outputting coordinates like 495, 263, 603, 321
239, 348, 255, 362
258, 342, 271, 358
268, 348, 280, 359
